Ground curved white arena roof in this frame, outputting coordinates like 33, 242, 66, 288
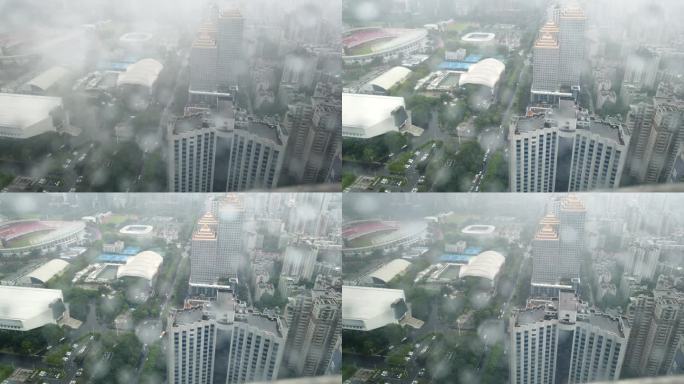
117, 251, 163, 280
0, 93, 62, 131
369, 66, 412, 92
27, 259, 69, 284
342, 286, 407, 331
342, 93, 405, 139
0, 286, 65, 330
369, 259, 411, 284
458, 58, 505, 89
459, 251, 505, 281
117, 58, 163, 88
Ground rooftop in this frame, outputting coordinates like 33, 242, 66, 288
26, 259, 69, 284
342, 93, 406, 130
0, 93, 62, 130
369, 259, 411, 284
0, 286, 64, 321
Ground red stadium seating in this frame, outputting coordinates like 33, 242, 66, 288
342, 221, 399, 240
343, 29, 395, 49
0, 221, 50, 241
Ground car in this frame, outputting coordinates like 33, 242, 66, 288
415, 151, 421, 156
381, 371, 388, 377
404, 356, 410, 361
388, 153, 394, 158
408, 351, 414, 356
401, 145, 408, 150
39, 371, 47, 377
66, 351, 72, 356
408, 159, 414, 164
70, 380, 77, 384
62, 357, 68, 361
404, 164, 410, 169
432, 143, 436, 148
411, 188, 418, 193
380, 178, 388, 185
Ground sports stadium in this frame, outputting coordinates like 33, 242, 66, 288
342, 219, 427, 256
343, 27, 428, 64
0, 220, 86, 256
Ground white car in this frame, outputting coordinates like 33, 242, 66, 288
411, 188, 418, 193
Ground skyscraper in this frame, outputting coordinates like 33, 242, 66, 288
531, 5, 585, 104
509, 291, 628, 384
509, 101, 628, 192
282, 82, 342, 185
167, 307, 217, 384
167, 102, 289, 192
284, 292, 342, 376
530, 196, 585, 298
558, 195, 586, 280
216, 195, 245, 279
190, 223, 218, 285
167, 114, 217, 192
624, 276, 684, 377
557, 6, 586, 89
216, 8, 244, 87
189, 29, 218, 95
532, 25, 560, 94
226, 313, 286, 384
282, 242, 318, 282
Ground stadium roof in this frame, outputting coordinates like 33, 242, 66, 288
369, 259, 411, 284
26, 66, 69, 92
369, 66, 412, 93
26, 259, 69, 284
459, 251, 505, 281
117, 58, 163, 88
0, 286, 63, 323
342, 286, 407, 331
342, 93, 405, 138
0, 93, 62, 130
117, 251, 163, 280
458, 58, 505, 89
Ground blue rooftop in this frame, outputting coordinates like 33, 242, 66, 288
438, 61, 471, 71
97, 253, 130, 263
121, 246, 141, 255
463, 54, 482, 63
464, 246, 482, 255
439, 254, 473, 263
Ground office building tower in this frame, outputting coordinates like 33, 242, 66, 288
623, 47, 660, 91
624, 277, 684, 377
284, 292, 342, 376
625, 239, 660, 282
532, 26, 560, 93
531, 5, 585, 103
167, 114, 218, 192
167, 101, 289, 192
624, 84, 684, 184
225, 119, 288, 191
509, 291, 628, 384
557, 6, 586, 89
530, 196, 585, 298
282, 82, 342, 185
531, 221, 561, 291
190, 31, 218, 94
226, 313, 286, 384
282, 242, 318, 282
509, 100, 628, 192
558, 195, 586, 280
190, 224, 218, 285
167, 307, 217, 384
216, 195, 245, 279
216, 8, 244, 87
297, 295, 342, 376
